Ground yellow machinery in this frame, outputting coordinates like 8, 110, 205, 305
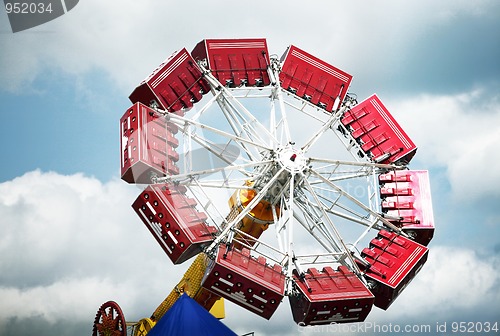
227, 182, 279, 250
129, 184, 275, 335
130, 253, 224, 335
95, 184, 277, 336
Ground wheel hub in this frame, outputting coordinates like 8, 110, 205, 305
277, 146, 307, 173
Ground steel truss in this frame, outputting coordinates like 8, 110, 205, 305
151, 57, 406, 291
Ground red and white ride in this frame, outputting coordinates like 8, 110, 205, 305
109, 38, 435, 330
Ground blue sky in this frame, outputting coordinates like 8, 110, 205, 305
1, 1, 499, 335
0, 60, 128, 182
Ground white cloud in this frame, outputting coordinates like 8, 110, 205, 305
0, 170, 498, 335
369, 245, 500, 325
0, 170, 183, 333
386, 88, 500, 201
1, 0, 497, 93
0, 277, 129, 324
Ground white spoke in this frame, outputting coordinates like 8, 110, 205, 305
205, 166, 287, 254
271, 76, 292, 145
308, 172, 374, 184
305, 190, 383, 230
300, 108, 342, 152
286, 171, 295, 280
156, 160, 272, 184
308, 168, 403, 235
300, 175, 361, 273
203, 69, 280, 148
189, 90, 223, 122
309, 156, 404, 170
167, 112, 273, 156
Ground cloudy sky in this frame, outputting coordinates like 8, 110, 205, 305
1, 1, 499, 335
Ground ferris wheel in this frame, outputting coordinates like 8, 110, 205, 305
94, 38, 435, 335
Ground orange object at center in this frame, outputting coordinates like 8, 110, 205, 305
228, 185, 279, 249
238, 189, 275, 223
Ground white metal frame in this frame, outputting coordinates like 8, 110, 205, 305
152, 56, 408, 291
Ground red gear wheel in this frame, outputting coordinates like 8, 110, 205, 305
92, 301, 126, 336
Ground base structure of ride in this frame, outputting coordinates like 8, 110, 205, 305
93, 38, 435, 335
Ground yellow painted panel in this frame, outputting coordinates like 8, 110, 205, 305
209, 297, 225, 319
133, 318, 156, 336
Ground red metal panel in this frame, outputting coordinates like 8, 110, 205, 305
290, 266, 374, 325
120, 102, 181, 184
161, 192, 197, 209
379, 171, 413, 183
201, 246, 285, 319
132, 183, 216, 264
129, 48, 209, 113
341, 94, 417, 164
380, 170, 435, 246
191, 38, 271, 87
357, 230, 428, 310
279, 45, 353, 112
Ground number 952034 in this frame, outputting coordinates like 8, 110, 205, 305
5, 2, 53, 14
451, 321, 499, 333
